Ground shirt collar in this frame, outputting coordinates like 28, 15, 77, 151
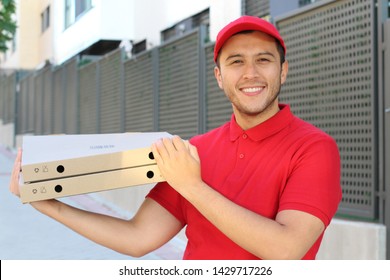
229, 104, 294, 142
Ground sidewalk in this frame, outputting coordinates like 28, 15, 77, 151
0, 146, 184, 260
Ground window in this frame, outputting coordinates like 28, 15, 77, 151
132, 39, 146, 55
65, 0, 92, 29
388, 0, 390, 18
298, 0, 322, 7
242, 0, 270, 18
41, 6, 50, 33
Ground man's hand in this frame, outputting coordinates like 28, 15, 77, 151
151, 135, 202, 196
9, 148, 22, 197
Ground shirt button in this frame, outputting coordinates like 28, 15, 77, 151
239, 154, 245, 159
242, 134, 248, 139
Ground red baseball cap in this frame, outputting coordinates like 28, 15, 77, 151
214, 15, 286, 63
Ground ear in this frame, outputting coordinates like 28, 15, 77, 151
280, 60, 289, 85
214, 66, 223, 90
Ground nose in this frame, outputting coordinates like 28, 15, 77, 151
242, 62, 260, 79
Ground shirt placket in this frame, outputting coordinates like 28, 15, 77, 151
236, 133, 249, 173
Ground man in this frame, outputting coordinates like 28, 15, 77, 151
10, 16, 341, 259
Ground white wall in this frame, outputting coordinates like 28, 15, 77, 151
53, 0, 135, 64
317, 219, 386, 259
54, 3, 95, 63
99, 0, 135, 39
132, 0, 211, 48
209, 0, 242, 41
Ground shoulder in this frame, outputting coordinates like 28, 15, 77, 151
291, 116, 336, 144
288, 116, 340, 163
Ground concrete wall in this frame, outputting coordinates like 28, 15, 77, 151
317, 219, 386, 260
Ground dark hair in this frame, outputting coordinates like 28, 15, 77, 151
276, 39, 286, 65
215, 30, 286, 67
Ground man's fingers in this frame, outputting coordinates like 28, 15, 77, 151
14, 148, 22, 169
171, 135, 187, 152
12, 148, 22, 178
10, 148, 22, 196
152, 136, 193, 164
151, 141, 164, 165
159, 136, 186, 155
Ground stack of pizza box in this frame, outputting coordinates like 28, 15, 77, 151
20, 132, 170, 203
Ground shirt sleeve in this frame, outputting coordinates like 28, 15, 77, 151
146, 181, 187, 225
278, 134, 342, 226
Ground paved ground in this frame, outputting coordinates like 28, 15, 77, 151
0, 145, 184, 260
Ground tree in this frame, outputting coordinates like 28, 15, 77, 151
0, 0, 17, 53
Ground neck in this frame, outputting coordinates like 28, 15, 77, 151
234, 103, 280, 130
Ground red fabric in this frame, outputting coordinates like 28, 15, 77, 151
147, 104, 342, 259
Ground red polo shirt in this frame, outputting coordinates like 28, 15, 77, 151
147, 104, 342, 259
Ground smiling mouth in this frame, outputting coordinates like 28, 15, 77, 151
241, 86, 265, 95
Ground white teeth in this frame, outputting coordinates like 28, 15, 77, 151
242, 87, 264, 93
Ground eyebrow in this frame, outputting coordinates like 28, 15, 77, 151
225, 54, 243, 61
224, 51, 276, 62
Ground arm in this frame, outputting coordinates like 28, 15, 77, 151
152, 136, 325, 260
9, 149, 183, 257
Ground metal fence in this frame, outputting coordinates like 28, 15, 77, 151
277, 0, 376, 219
0, 0, 387, 236
274, 0, 388, 257
0, 72, 16, 125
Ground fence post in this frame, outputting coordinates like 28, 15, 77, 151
96, 60, 101, 134
119, 48, 126, 133
383, 18, 390, 260
152, 48, 160, 132
198, 25, 207, 135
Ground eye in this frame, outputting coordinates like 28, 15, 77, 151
257, 57, 270, 63
231, 59, 243, 65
